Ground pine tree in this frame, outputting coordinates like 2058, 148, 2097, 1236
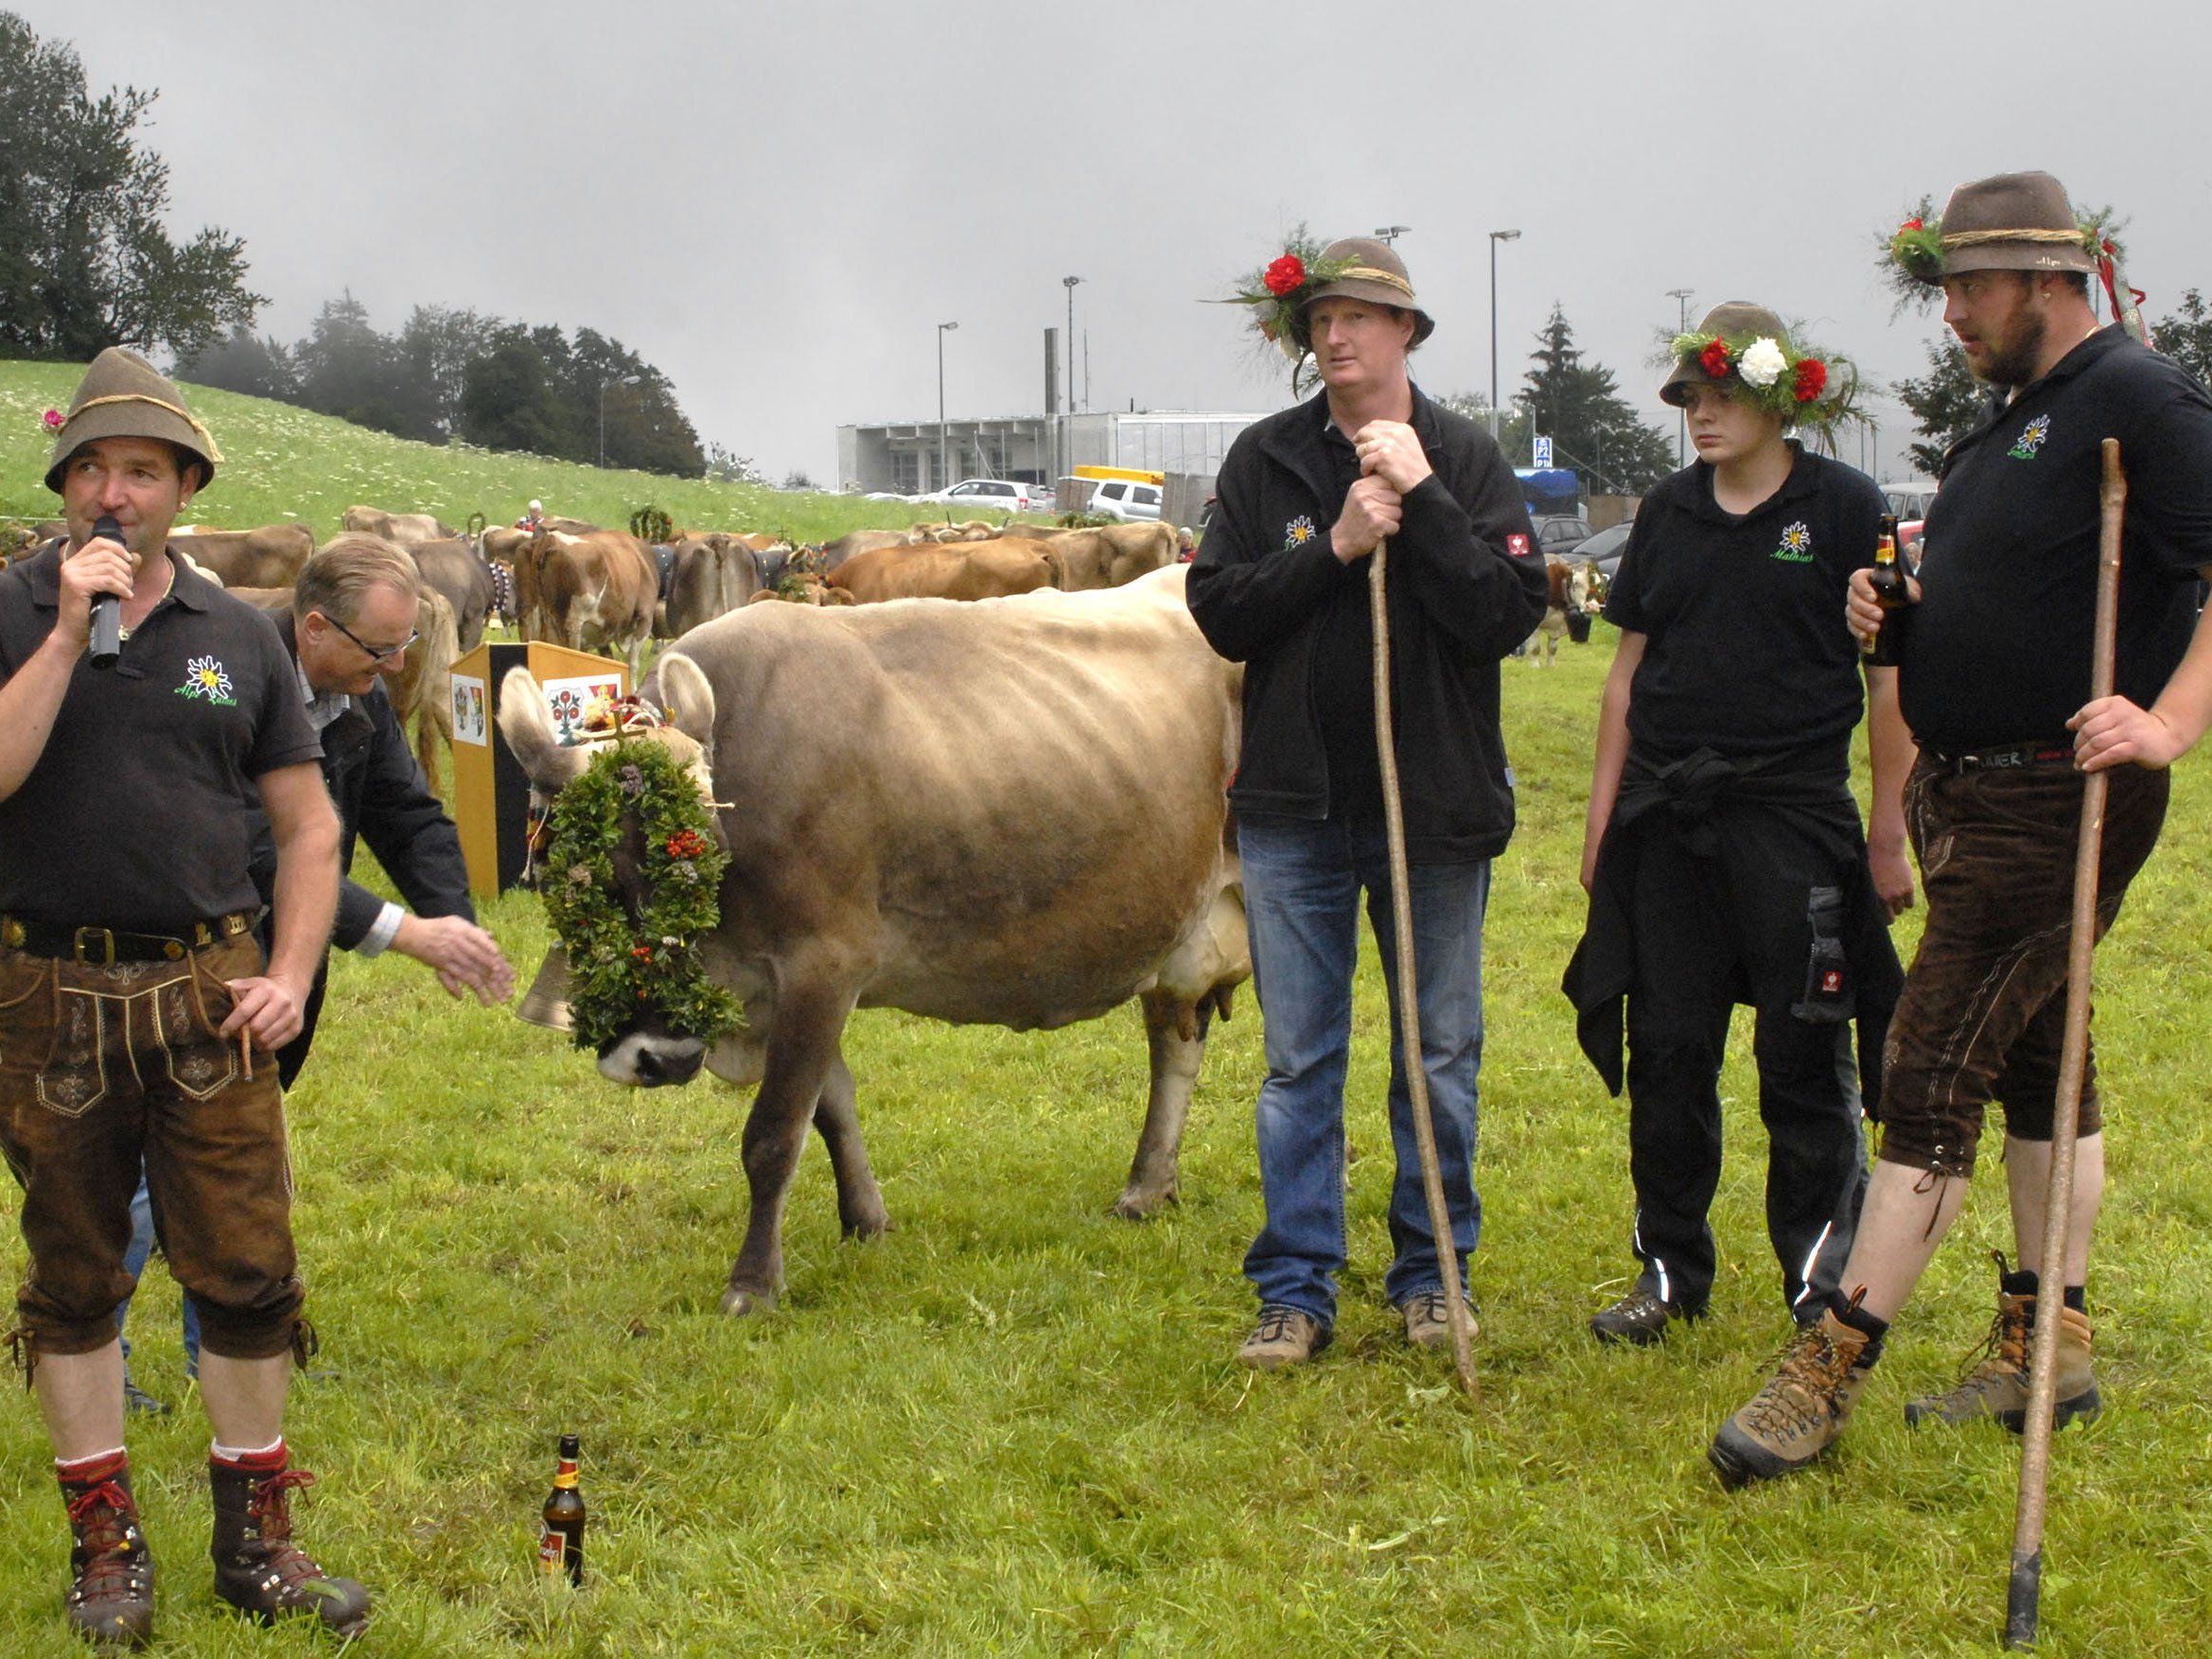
1516, 306, 1677, 493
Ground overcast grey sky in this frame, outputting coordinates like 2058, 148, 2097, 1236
23, 0, 2212, 484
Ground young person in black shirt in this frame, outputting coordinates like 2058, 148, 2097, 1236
1713, 172, 2212, 1488
1567, 303, 1912, 1350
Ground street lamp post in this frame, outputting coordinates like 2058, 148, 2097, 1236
1665, 288, 1694, 466
1488, 229, 1521, 443
1374, 224, 1412, 245
1062, 275, 1084, 480
937, 321, 958, 492
598, 374, 641, 469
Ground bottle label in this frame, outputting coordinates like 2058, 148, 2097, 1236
538, 1530, 565, 1572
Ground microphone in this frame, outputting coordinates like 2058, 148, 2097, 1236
87, 515, 124, 671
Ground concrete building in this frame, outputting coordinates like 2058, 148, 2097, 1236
836, 410, 1275, 498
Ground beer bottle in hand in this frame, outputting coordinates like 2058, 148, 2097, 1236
1865, 516, 1909, 666
538, 1434, 585, 1586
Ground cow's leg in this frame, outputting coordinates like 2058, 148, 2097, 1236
812, 1047, 889, 1239
724, 981, 851, 1316
1116, 988, 1205, 1219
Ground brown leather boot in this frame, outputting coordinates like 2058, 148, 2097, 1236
1905, 1253, 2099, 1432
59, 1452, 155, 1648
1709, 1308, 1875, 1488
209, 1447, 371, 1637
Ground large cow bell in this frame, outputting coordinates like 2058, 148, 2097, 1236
514, 943, 572, 1031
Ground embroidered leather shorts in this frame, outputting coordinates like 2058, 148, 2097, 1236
0, 933, 304, 1357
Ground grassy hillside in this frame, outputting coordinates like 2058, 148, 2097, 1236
0, 359, 975, 544
1, 369, 2209, 1651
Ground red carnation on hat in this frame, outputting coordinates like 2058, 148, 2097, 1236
41, 408, 63, 430
1263, 254, 1306, 296
1793, 358, 1828, 403
1699, 339, 1732, 378
1900, 217, 1923, 233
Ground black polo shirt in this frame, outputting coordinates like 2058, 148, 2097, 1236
1604, 445, 1885, 770
1904, 325, 2212, 753
0, 543, 323, 934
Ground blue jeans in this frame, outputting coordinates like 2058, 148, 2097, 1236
118, 1171, 202, 1378
1238, 814, 1489, 1326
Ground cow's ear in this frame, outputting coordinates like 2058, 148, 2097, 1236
657, 651, 716, 744
496, 667, 588, 792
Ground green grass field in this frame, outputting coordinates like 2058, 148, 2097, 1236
3, 363, 2210, 1653
0, 360, 991, 546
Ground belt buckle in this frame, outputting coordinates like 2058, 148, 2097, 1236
72, 927, 116, 967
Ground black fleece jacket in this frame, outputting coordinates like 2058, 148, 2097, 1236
1186, 386, 1547, 863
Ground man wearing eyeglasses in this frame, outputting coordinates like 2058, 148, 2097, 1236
260, 533, 513, 1085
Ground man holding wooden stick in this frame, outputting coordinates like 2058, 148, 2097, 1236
1712, 172, 2212, 1487
1190, 236, 1546, 1370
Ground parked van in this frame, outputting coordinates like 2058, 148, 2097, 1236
1089, 479, 1163, 522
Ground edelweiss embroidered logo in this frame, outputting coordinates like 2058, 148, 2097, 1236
174, 655, 237, 707
1771, 521, 1815, 564
1283, 515, 1317, 552
2009, 413, 2051, 462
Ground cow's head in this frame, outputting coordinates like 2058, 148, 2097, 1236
498, 657, 728, 1087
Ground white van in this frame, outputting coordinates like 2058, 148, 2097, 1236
1089, 479, 1163, 522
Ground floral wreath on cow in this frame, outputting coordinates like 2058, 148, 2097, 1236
539, 705, 744, 1053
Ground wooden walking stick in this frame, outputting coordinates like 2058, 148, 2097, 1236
2005, 437, 2125, 1648
1368, 538, 1479, 1395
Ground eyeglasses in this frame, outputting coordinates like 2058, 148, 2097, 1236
322, 613, 418, 665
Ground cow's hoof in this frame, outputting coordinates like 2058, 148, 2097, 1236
840, 1206, 893, 1241
1111, 1185, 1178, 1221
720, 1284, 778, 1318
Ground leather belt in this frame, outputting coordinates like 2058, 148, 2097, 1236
1921, 741, 2076, 776
0, 911, 255, 965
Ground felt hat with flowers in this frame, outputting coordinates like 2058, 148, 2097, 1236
1659, 301, 1854, 427
1887, 170, 2102, 288
1226, 228, 1433, 393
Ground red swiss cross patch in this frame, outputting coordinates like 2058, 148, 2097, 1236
1507, 533, 1533, 558
1820, 969, 1843, 995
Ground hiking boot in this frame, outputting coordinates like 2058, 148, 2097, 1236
60, 1455, 155, 1648
1905, 1255, 2098, 1432
1237, 1306, 1329, 1371
209, 1449, 371, 1638
1589, 1287, 1697, 1347
1400, 1289, 1479, 1350
1709, 1309, 1874, 1488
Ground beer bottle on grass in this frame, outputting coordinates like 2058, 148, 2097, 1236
538, 1434, 586, 1586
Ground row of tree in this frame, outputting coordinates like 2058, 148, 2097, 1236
1, 11, 706, 478
181, 306, 707, 477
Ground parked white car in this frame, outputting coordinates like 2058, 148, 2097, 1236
1088, 479, 1163, 521
919, 478, 1039, 513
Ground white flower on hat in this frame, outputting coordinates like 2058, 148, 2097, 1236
1738, 338, 1788, 389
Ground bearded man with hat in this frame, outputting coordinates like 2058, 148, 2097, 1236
1188, 236, 1547, 1369
1711, 171, 2212, 1488
0, 347, 371, 1640
1565, 303, 1910, 1352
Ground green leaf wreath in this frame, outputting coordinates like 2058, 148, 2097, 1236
539, 737, 744, 1053
1220, 222, 1358, 394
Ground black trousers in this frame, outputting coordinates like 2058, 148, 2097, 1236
1621, 820, 1870, 1318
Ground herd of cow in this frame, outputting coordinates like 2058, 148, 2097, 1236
0, 506, 1194, 802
